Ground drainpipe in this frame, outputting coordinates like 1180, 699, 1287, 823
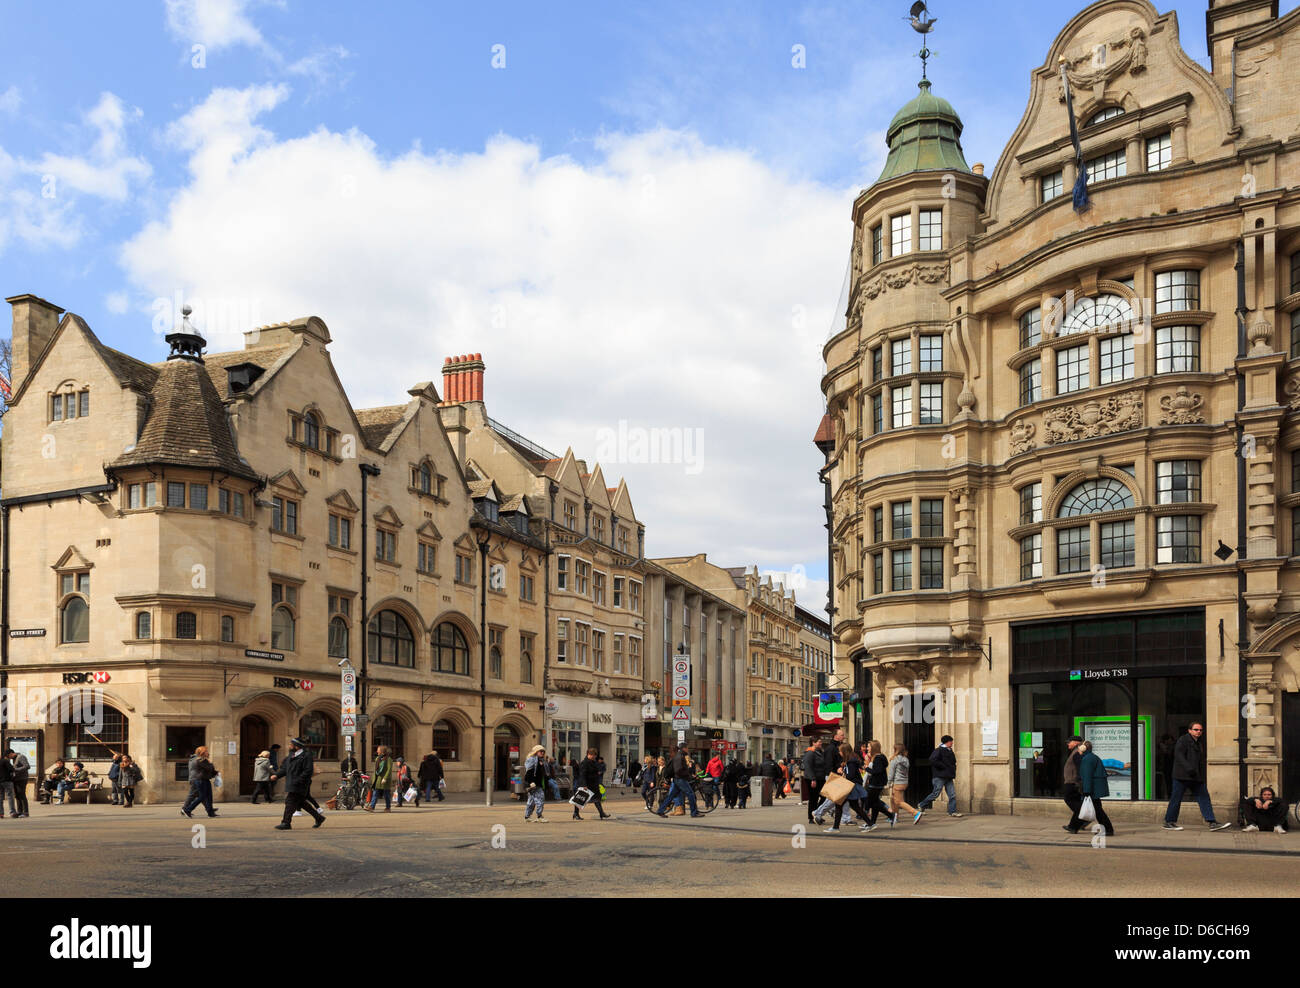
359, 463, 381, 773
1234, 240, 1248, 803
477, 526, 490, 792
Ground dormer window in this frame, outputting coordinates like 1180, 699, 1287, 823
290, 409, 337, 456
1085, 106, 1124, 126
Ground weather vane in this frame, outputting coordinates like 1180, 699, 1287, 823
907, 1, 938, 79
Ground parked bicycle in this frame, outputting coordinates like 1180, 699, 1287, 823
334, 770, 371, 810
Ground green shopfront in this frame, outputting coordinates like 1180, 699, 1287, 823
1012, 609, 1206, 802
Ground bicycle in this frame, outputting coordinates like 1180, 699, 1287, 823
334, 771, 371, 810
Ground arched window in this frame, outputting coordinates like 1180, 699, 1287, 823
373, 715, 403, 759
61, 597, 89, 644
221, 615, 235, 643
135, 612, 151, 639
368, 610, 414, 666
271, 605, 296, 651
1058, 478, 1134, 517
520, 648, 533, 684
328, 616, 349, 658
176, 611, 197, 639
64, 702, 128, 759
1085, 106, 1124, 126
303, 412, 320, 450
419, 463, 432, 494
434, 622, 470, 675
1059, 294, 1134, 336
299, 711, 339, 760
433, 719, 459, 760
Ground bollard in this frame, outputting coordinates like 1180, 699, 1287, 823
761, 776, 774, 807
486, 777, 493, 806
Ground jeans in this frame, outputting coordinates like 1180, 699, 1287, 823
547, 779, 560, 800
1165, 778, 1215, 824
110, 778, 122, 804
813, 796, 836, 821
14, 779, 29, 815
1062, 783, 1083, 830
918, 777, 957, 814
657, 779, 698, 816
368, 787, 392, 810
525, 788, 545, 818
0, 781, 15, 816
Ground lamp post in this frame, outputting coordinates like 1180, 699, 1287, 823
359, 462, 381, 772
477, 526, 491, 793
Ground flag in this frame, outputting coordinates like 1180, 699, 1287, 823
815, 691, 843, 724
0, 371, 10, 402
1060, 61, 1090, 213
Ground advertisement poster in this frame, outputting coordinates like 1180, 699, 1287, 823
1073, 715, 1153, 799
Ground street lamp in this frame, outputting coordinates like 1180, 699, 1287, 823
358, 462, 381, 772
476, 526, 491, 793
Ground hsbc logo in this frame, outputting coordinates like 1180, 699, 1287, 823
61, 671, 110, 685
273, 677, 314, 691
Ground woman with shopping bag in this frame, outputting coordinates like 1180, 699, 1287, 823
823, 744, 872, 833
392, 757, 420, 809
1078, 740, 1115, 837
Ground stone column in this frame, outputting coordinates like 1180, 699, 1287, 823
952, 487, 977, 591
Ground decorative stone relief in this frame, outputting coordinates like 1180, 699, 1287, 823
1009, 419, 1036, 455
1284, 375, 1300, 410
952, 487, 977, 580
1042, 393, 1143, 445
1056, 26, 1148, 103
859, 262, 949, 305
1157, 386, 1205, 424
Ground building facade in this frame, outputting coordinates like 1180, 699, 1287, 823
820, 0, 1300, 818
796, 604, 835, 731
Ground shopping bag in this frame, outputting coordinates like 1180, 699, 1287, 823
437, 778, 446, 789
784, 782, 792, 795
1078, 796, 1097, 823
821, 774, 854, 806
212, 773, 222, 789
569, 786, 593, 807
404, 786, 419, 804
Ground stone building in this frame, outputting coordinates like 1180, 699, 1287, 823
796, 604, 835, 731
819, 0, 1300, 819
0, 304, 546, 802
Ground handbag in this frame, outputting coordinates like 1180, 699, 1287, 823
1078, 796, 1097, 823
821, 774, 854, 806
570, 786, 593, 807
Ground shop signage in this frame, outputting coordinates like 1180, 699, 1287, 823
8, 628, 45, 638
1069, 668, 1129, 680
711, 741, 738, 751
672, 656, 691, 706
246, 649, 285, 661
273, 677, 314, 691
589, 703, 614, 728
761, 727, 774, 735
61, 671, 110, 684
545, 700, 559, 715
502, 700, 526, 710
709, 729, 725, 739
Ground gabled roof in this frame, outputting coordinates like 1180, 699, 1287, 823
203, 345, 296, 400
10, 313, 159, 407
355, 405, 407, 449
110, 355, 256, 481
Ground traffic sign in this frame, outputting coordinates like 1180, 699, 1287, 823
341, 713, 356, 736
342, 671, 355, 688
672, 656, 691, 707
672, 706, 690, 730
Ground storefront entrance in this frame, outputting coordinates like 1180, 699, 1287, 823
493, 725, 519, 791
902, 695, 935, 808
1282, 693, 1300, 802
239, 715, 270, 796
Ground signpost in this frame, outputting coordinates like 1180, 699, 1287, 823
340, 661, 357, 750
672, 706, 691, 731
672, 656, 691, 705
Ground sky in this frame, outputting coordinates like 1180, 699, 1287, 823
0, 0, 1261, 619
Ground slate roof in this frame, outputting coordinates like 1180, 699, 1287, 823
78, 318, 159, 394
202, 345, 294, 400
355, 405, 407, 449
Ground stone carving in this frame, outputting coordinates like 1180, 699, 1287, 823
1043, 393, 1143, 444
1056, 26, 1149, 102
1009, 419, 1036, 455
859, 263, 949, 307
1158, 386, 1205, 425
1286, 375, 1300, 410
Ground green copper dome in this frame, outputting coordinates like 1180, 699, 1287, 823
876, 79, 972, 183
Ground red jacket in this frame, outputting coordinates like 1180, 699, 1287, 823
706, 756, 724, 779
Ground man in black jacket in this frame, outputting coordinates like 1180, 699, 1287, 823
656, 744, 700, 818
272, 737, 325, 830
801, 742, 823, 822
916, 735, 962, 817
573, 747, 612, 821
1163, 722, 1230, 831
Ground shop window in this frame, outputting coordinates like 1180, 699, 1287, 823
300, 711, 339, 760
434, 719, 460, 760
550, 720, 579, 769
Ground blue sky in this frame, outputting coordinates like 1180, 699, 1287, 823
0, 0, 1267, 616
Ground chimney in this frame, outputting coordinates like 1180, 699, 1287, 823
440, 353, 486, 406
6, 294, 65, 394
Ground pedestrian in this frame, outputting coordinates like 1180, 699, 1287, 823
916, 735, 962, 818
8, 748, 30, 817
1077, 740, 1115, 837
777, 757, 790, 798
180, 746, 218, 818
811, 737, 847, 823
108, 754, 123, 805
573, 747, 612, 820
597, 755, 607, 789
392, 757, 419, 808
656, 743, 700, 818
546, 756, 561, 800
417, 752, 438, 802
119, 755, 142, 807
266, 743, 282, 802
271, 736, 325, 830
1241, 786, 1287, 833
628, 757, 642, 791
862, 740, 897, 829
428, 750, 446, 801
523, 744, 548, 822
706, 750, 725, 804
735, 759, 751, 809
1060, 734, 1085, 834
1162, 722, 1230, 831
0, 752, 15, 818
824, 743, 872, 833
801, 742, 823, 822
340, 752, 358, 776
251, 750, 274, 804
366, 745, 394, 812
888, 743, 922, 824
641, 755, 659, 810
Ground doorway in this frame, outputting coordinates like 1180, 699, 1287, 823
239, 715, 270, 796
1282, 693, 1300, 802
902, 694, 935, 808
493, 725, 519, 791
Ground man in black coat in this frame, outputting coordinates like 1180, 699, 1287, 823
573, 747, 612, 820
801, 742, 824, 822
916, 735, 962, 817
656, 743, 700, 818
272, 737, 325, 830
1163, 722, 1230, 831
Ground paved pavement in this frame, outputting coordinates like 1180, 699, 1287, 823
4, 790, 1297, 897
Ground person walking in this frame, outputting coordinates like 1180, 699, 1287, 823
428, 750, 446, 801
573, 748, 612, 820
119, 755, 143, 807
706, 751, 725, 805
251, 750, 274, 805
545, 756, 561, 800
862, 740, 897, 829
266, 743, 282, 802
180, 747, 219, 818
107, 754, 123, 806
366, 745, 394, 812
1061, 734, 1085, 834
417, 753, 439, 803
523, 744, 548, 822
1077, 740, 1115, 837
801, 742, 823, 822
392, 758, 419, 809
735, 758, 752, 809
916, 735, 962, 818
1163, 722, 1230, 831
656, 744, 700, 818
824, 743, 872, 833
271, 736, 325, 830
888, 743, 922, 824
8, 748, 30, 817
641, 755, 659, 811
0, 753, 16, 818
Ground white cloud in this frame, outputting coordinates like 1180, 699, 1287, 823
120, 85, 850, 577
0, 86, 21, 114
105, 291, 130, 314
286, 45, 352, 92
164, 0, 270, 52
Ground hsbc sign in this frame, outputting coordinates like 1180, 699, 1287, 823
273, 677, 314, 691
61, 671, 110, 685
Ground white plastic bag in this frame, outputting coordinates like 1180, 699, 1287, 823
212, 773, 222, 789
1078, 796, 1096, 823
403, 786, 418, 804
